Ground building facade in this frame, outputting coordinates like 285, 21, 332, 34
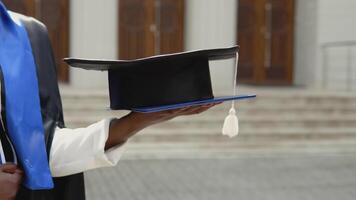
3, 0, 356, 91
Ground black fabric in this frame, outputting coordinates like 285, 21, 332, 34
16, 174, 86, 200
64, 46, 239, 70
64, 46, 239, 110
0, 125, 14, 163
108, 57, 213, 109
0, 66, 15, 163
9, 14, 86, 200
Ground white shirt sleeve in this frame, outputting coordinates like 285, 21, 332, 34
49, 118, 126, 177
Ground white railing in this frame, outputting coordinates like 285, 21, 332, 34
321, 41, 356, 91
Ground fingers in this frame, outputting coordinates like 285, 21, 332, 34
166, 107, 186, 115
0, 165, 23, 200
129, 102, 222, 126
1, 172, 23, 198
178, 103, 219, 116
13, 169, 23, 175
159, 106, 194, 116
3, 171, 23, 184
10, 172, 23, 183
183, 106, 211, 115
0, 164, 21, 174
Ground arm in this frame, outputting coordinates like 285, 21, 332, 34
105, 104, 217, 149
50, 104, 217, 177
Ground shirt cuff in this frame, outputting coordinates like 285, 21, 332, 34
49, 118, 126, 177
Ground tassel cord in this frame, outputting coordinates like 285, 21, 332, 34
232, 52, 239, 108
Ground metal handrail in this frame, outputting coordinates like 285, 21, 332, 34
321, 40, 356, 91
321, 40, 356, 48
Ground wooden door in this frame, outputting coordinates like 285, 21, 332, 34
1, 0, 36, 16
2, 0, 70, 82
119, 0, 184, 59
237, 0, 294, 85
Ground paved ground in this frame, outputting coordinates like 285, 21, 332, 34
85, 152, 356, 200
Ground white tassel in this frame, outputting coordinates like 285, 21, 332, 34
222, 107, 239, 138
222, 52, 240, 138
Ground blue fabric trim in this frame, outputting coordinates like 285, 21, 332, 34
132, 94, 257, 113
0, 2, 53, 189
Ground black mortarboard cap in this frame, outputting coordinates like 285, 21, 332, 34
64, 46, 256, 113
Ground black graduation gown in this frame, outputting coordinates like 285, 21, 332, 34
12, 14, 86, 200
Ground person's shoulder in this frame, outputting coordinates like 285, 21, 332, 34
9, 12, 48, 34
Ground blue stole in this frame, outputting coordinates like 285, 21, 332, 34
0, 2, 53, 189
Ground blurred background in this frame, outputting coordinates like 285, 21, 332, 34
3, 0, 356, 199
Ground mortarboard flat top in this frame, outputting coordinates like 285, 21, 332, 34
64, 46, 256, 113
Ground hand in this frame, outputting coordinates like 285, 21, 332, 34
0, 164, 23, 200
105, 103, 220, 149
130, 103, 220, 127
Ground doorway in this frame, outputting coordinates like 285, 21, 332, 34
118, 0, 184, 59
3, 0, 70, 82
237, 0, 294, 85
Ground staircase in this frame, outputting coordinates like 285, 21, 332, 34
60, 86, 356, 158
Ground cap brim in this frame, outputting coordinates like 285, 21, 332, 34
131, 94, 256, 113
64, 45, 239, 71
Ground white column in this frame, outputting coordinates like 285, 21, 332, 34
185, 0, 237, 94
295, 0, 356, 90
315, 0, 356, 90
69, 0, 118, 88
294, 0, 318, 87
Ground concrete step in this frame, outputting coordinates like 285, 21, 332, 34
151, 126, 356, 135
63, 109, 356, 122
59, 89, 356, 97
62, 104, 356, 116
59, 87, 356, 147
128, 127, 356, 143
64, 114, 356, 129
152, 114, 356, 128
61, 97, 356, 110
122, 138, 356, 159
60, 88, 356, 98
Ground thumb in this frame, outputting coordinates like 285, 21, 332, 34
0, 163, 20, 174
